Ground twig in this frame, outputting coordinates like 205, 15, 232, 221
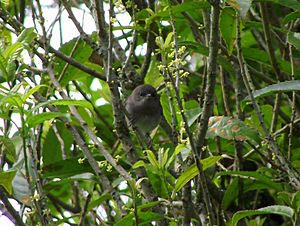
288, 38, 296, 161
236, 13, 300, 189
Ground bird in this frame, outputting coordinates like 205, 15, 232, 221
125, 84, 162, 134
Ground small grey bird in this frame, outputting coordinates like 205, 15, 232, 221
125, 84, 162, 134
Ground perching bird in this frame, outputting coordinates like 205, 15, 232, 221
125, 84, 162, 134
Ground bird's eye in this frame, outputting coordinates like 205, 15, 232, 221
140, 91, 146, 96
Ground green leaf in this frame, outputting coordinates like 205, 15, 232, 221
144, 60, 164, 88
0, 94, 23, 109
115, 211, 162, 226
4, 42, 23, 59
215, 171, 283, 191
146, 150, 159, 168
146, 164, 169, 198
138, 200, 162, 210
42, 157, 95, 178
181, 41, 236, 76
54, 36, 96, 86
23, 84, 47, 101
229, 205, 294, 226
282, 11, 300, 26
185, 106, 202, 127
172, 156, 223, 197
0, 136, 16, 162
222, 178, 239, 210
164, 32, 174, 49
243, 47, 300, 76
17, 27, 37, 46
291, 190, 300, 212
244, 80, 300, 100
51, 99, 94, 111
166, 144, 186, 168
31, 99, 94, 113
288, 32, 300, 50
160, 90, 180, 128
132, 160, 146, 169
157, 148, 169, 169
206, 116, 261, 144
220, 7, 236, 55
26, 112, 68, 128
87, 193, 112, 212
95, 115, 115, 146
6, 59, 17, 81
43, 155, 130, 178
42, 126, 63, 165
0, 170, 16, 194
259, 0, 300, 11
140, 1, 210, 22
0, 54, 8, 79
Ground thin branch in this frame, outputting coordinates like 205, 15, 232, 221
0, 187, 26, 226
236, 13, 300, 189
47, 45, 106, 81
47, 65, 132, 181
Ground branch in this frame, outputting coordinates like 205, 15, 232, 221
0, 187, 26, 226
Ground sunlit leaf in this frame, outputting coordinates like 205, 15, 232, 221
172, 156, 223, 197
23, 84, 47, 101
31, 99, 94, 113
26, 112, 68, 128
0, 170, 16, 194
146, 150, 159, 168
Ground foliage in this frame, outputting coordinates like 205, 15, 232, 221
0, 0, 300, 225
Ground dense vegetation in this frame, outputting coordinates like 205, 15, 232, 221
0, 0, 300, 225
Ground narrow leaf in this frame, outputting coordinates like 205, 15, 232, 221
173, 156, 223, 197
215, 171, 283, 191
244, 80, 300, 100
23, 84, 47, 101
222, 178, 239, 210
27, 112, 68, 128
31, 99, 94, 113
282, 12, 300, 26
259, 0, 300, 11
229, 205, 294, 226
146, 150, 159, 168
